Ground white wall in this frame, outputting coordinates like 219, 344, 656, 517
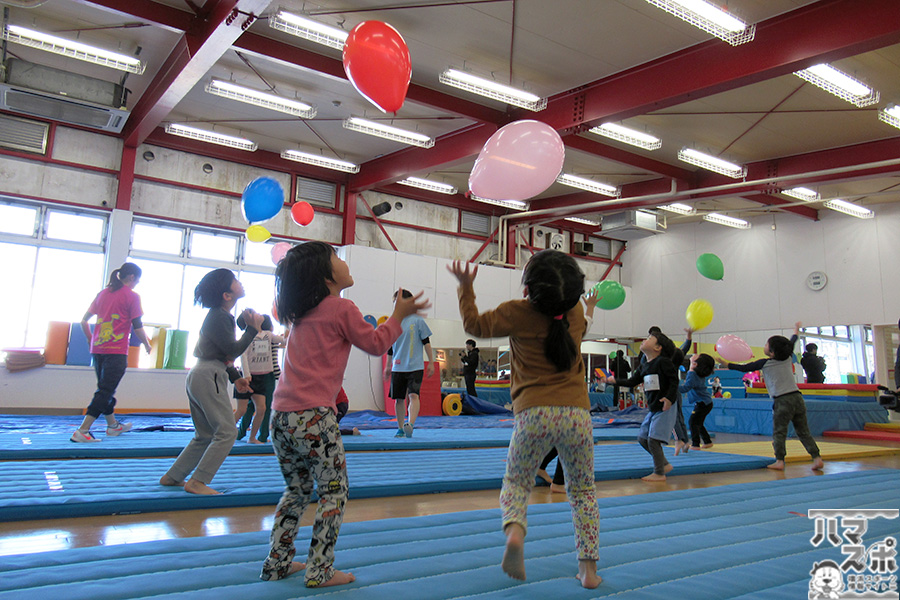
626, 203, 900, 348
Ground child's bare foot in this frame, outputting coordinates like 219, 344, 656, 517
674, 441, 683, 456
288, 562, 306, 575
811, 457, 824, 471
159, 474, 184, 487
249, 439, 263, 444
549, 483, 566, 494
184, 479, 221, 495
502, 523, 526, 580
702, 443, 714, 449
577, 559, 602, 589
663, 463, 674, 474
352, 427, 360, 435
313, 569, 356, 588
642, 473, 666, 482
537, 469, 552, 484
767, 460, 785, 471
690, 446, 701, 451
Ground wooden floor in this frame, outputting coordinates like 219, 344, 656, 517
2, 432, 899, 558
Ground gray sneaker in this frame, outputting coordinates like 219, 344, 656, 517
106, 421, 132, 436
71, 429, 101, 443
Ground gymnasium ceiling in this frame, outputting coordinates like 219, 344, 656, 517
4, 0, 900, 232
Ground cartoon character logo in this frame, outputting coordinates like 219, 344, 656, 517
94, 315, 125, 346
809, 560, 845, 599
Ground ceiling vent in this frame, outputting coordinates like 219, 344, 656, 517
0, 58, 129, 133
600, 210, 667, 240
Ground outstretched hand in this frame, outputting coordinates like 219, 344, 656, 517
391, 288, 431, 321
447, 260, 478, 287
794, 321, 802, 336
584, 287, 600, 308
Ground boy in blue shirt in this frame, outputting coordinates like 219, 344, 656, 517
384, 289, 435, 437
725, 322, 824, 471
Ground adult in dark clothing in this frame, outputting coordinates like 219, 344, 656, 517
609, 350, 631, 405
460, 339, 480, 396
800, 343, 827, 384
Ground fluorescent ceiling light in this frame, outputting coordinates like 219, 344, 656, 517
343, 117, 434, 148
645, 0, 755, 46
439, 69, 546, 111
281, 149, 359, 173
678, 148, 746, 179
397, 177, 458, 195
702, 212, 751, 229
794, 64, 879, 107
3, 24, 144, 74
823, 199, 873, 219
878, 104, 900, 130
269, 11, 348, 50
782, 187, 820, 202
590, 122, 662, 150
205, 79, 316, 119
556, 174, 619, 197
470, 194, 528, 211
165, 123, 257, 151
565, 216, 600, 226
659, 202, 696, 215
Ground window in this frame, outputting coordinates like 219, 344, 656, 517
190, 231, 237, 262
0, 199, 107, 349
131, 223, 183, 255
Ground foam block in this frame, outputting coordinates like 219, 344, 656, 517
43, 321, 69, 365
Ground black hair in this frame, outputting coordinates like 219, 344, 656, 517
805, 343, 818, 352
768, 335, 793, 361
649, 332, 676, 359
466, 339, 476, 347
237, 313, 272, 331
648, 325, 662, 335
393, 288, 413, 300
616, 350, 624, 357
694, 353, 715, 378
275, 241, 334, 324
521, 250, 585, 372
671, 348, 685, 370
107, 262, 142, 291
194, 268, 236, 309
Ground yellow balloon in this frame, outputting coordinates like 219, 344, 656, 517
246, 225, 271, 243
685, 299, 714, 331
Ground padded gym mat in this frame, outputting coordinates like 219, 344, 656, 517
0, 444, 771, 521
1, 470, 897, 599
865, 422, 900, 432
823, 429, 900, 442
702, 440, 900, 462
0, 428, 640, 460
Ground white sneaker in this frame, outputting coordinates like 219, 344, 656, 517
106, 421, 133, 436
403, 423, 413, 438
71, 429, 101, 443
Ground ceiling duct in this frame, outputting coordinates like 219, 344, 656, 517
0, 58, 129, 132
600, 210, 667, 241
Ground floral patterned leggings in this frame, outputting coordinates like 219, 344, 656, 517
260, 408, 347, 587
500, 405, 599, 560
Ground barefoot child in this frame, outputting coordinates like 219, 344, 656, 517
160, 269, 263, 495
234, 314, 284, 444
449, 250, 602, 589
723, 322, 824, 471
680, 353, 716, 450
609, 332, 678, 482
261, 241, 429, 588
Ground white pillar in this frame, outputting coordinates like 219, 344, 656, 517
105, 208, 133, 279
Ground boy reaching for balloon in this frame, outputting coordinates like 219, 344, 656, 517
722, 322, 824, 472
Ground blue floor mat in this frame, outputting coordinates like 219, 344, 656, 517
0, 444, 770, 521
1, 470, 896, 599
0, 428, 640, 459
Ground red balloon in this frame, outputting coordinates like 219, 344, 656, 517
342, 21, 411, 113
291, 201, 314, 226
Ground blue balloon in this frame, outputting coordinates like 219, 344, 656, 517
241, 177, 284, 224
363, 315, 377, 328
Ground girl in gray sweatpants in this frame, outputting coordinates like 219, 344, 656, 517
160, 268, 263, 495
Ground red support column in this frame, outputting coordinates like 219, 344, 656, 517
341, 190, 357, 246
116, 145, 136, 211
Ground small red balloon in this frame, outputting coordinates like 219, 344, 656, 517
342, 21, 411, 113
291, 201, 314, 226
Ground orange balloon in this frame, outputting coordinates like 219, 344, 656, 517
291, 201, 314, 226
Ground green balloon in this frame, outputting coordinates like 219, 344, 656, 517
594, 280, 626, 310
696, 253, 724, 280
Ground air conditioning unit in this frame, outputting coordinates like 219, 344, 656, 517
600, 210, 667, 240
0, 58, 129, 133
573, 241, 594, 256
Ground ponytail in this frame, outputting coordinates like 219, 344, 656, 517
107, 262, 142, 291
521, 250, 585, 372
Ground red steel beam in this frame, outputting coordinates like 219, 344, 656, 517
563, 135, 694, 181
122, 0, 275, 147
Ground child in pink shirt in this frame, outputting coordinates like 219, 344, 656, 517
260, 241, 429, 589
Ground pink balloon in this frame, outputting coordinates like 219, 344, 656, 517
271, 242, 292, 265
469, 120, 565, 202
716, 335, 753, 363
